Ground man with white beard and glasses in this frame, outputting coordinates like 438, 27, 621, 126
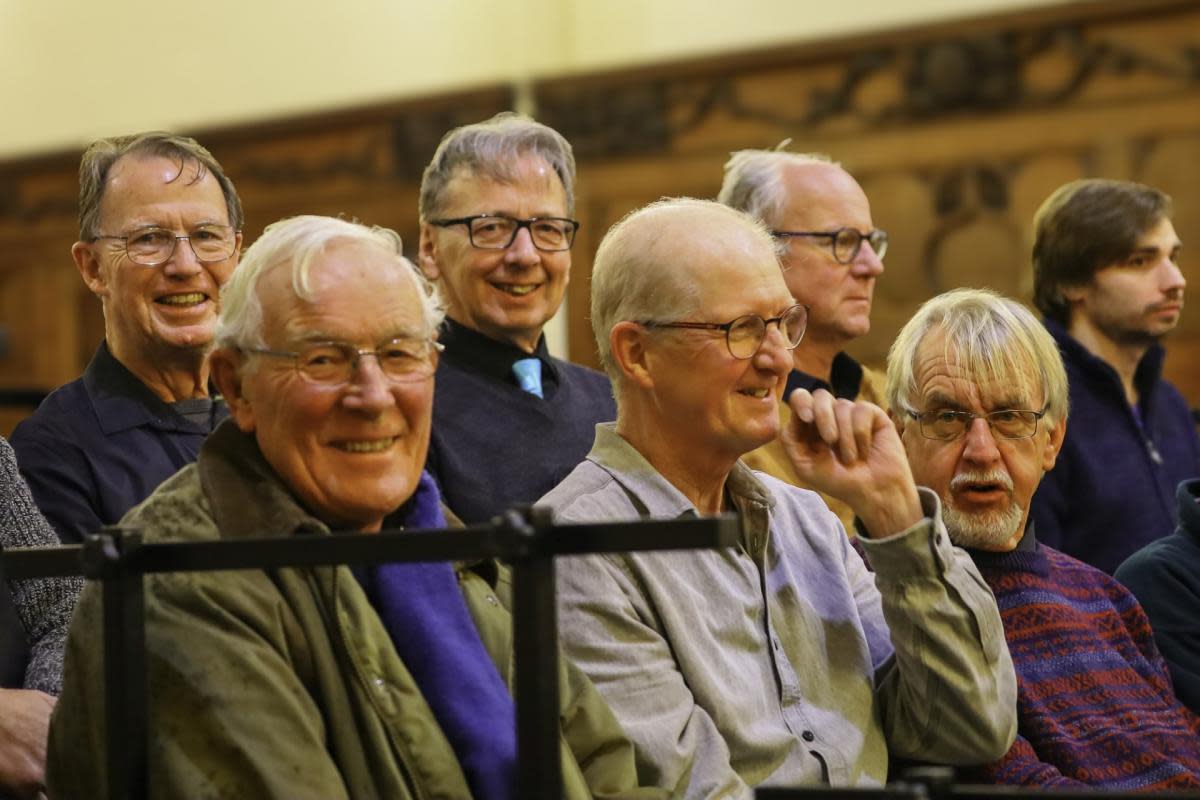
876, 287, 1200, 789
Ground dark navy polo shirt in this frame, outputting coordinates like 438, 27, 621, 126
10, 342, 227, 544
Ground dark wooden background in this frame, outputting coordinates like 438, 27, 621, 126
1, 0, 1197, 435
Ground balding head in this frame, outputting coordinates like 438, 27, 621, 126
590, 198, 781, 382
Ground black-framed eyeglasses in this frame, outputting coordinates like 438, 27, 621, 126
92, 224, 239, 267
639, 303, 808, 360
429, 214, 580, 252
771, 227, 888, 264
906, 407, 1049, 441
243, 338, 445, 386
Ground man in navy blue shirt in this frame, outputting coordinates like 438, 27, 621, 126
417, 113, 615, 523
1030, 178, 1199, 573
11, 133, 242, 543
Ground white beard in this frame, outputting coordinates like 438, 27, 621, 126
941, 469, 1024, 551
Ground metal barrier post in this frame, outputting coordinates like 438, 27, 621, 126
507, 506, 561, 797
83, 530, 147, 800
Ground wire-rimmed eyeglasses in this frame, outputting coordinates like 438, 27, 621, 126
429, 214, 580, 252
243, 338, 445, 386
639, 303, 809, 359
772, 227, 888, 264
92, 224, 238, 267
906, 407, 1049, 441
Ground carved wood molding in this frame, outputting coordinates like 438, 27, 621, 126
535, 3, 1200, 158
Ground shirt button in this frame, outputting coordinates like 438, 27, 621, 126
802, 730, 815, 742
486, 595, 498, 606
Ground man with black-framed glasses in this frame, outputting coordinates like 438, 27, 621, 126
719, 148, 888, 533
543, 199, 1017, 796
878, 287, 1200, 789
11, 131, 243, 544
416, 112, 616, 524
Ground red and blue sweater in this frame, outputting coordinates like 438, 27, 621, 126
963, 543, 1200, 790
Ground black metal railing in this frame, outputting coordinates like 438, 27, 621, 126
2, 508, 738, 799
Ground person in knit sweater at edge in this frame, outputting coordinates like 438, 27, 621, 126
883, 287, 1200, 790
1116, 479, 1200, 716
718, 148, 888, 533
1028, 179, 1198, 574
0, 437, 81, 798
417, 112, 616, 524
47, 216, 654, 799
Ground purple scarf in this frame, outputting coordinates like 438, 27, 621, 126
362, 472, 516, 799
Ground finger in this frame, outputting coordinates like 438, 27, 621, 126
788, 388, 815, 424
809, 389, 840, 447
833, 398, 859, 463
851, 402, 877, 462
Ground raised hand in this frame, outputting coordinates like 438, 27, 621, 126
782, 388, 922, 538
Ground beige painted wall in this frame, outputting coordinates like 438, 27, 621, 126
1, 0, 1073, 160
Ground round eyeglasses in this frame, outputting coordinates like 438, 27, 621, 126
243, 339, 444, 386
772, 227, 888, 264
906, 407, 1048, 441
640, 303, 809, 359
429, 214, 580, 252
93, 224, 238, 267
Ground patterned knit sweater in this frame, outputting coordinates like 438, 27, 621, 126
963, 544, 1200, 790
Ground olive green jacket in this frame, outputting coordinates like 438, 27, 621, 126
47, 422, 654, 799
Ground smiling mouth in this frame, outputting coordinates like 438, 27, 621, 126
157, 292, 207, 306
493, 283, 539, 297
738, 387, 771, 399
333, 438, 396, 454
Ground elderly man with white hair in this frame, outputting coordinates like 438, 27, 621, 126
884, 288, 1200, 790
47, 216, 651, 799
541, 198, 1016, 797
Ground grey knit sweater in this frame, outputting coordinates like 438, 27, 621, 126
0, 437, 80, 694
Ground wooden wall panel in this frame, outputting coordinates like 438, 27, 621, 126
0, 0, 1198, 441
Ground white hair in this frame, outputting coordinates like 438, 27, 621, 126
216, 215, 444, 351
717, 145, 836, 226
885, 288, 1069, 428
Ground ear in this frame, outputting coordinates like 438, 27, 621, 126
609, 321, 654, 390
72, 241, 109, 299
1059, 283, 1087, 304
210, 348, 257, 434
231, 230, 244, 263
418, 223, 442, 281
1041, 414, 1067, 472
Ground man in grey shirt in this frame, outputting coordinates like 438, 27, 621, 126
540, 198, 1016, 797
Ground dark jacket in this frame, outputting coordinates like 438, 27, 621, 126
1030, 320, 1200, 573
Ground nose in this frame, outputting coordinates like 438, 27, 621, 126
1161, 258, 1186, 294
342, 355, 395, 413
161, 235, 203, 277
752, 323, 793, 377
851, 241, 885, 278
961, 416, 1001, 466
504, 225, 541, 266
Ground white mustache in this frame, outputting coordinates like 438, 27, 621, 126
950, 470, 1013, 493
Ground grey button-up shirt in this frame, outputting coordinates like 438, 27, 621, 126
542, 424, 1016, 798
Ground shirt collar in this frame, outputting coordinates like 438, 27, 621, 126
784, 351, 864, 401
83, 341, 212, 435
584, 423, 776, 519
439, 317, 560, 386
1042, 317, 1166, 401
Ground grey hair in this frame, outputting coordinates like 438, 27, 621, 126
216, 215, 444, 351
717, 145, 835, 226
590, 197, 777, 384
77, 131, 243, 240
885, 288, 1069, 429
418, 112, 576, 221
